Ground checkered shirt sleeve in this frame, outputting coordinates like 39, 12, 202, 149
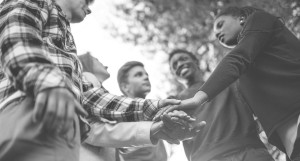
82, 86, 160, 122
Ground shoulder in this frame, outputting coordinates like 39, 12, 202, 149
243, 11, 279, 32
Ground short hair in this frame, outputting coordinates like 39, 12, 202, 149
78, 52, 94, 73
87, 0, 95, 5
117, 61, 144, 95
168, 49, 199, 66
216, 6, 261, 19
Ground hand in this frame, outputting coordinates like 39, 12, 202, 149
153, 91, 208, 121
33, 88, 88, 134
158, 98, 181, 109
150, 121, 180, 145
165, 110, 196, 123
161, 111, 206, 141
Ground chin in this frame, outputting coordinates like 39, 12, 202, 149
71, 17, 85, 23
142, 88, 151, 94
220, 39, 237, 49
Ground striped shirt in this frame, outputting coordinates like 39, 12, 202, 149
0, 0, 159, 137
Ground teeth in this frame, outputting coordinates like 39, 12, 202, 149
180, 68, 189, 75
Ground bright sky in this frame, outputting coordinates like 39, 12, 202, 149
0, 0, 187, 160
71, 0, 175, 99
71, 1, 188, 160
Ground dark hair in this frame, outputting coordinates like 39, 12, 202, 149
78, 52, 94, 73
216, 6, 261, 19
87, 0, 95, 5
168, 49, 199, 66
117, 61, 144, 94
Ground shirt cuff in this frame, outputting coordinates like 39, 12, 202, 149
135, 121, 154, 146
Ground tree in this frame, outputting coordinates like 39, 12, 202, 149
104, 0, 300, 97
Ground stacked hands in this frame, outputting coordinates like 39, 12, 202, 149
150, 110, 206, 144
150, 95, 208, 144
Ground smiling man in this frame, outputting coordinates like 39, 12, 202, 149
168, 49, 274, 161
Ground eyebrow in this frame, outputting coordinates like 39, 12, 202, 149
86, 0, 94, 5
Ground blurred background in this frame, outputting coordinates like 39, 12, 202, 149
70, 0, 300, 160
0, 0, 295, 160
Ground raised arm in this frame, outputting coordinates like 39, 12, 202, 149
200, 11, 281, 100
153, 12, 281, 117
82, 83, 181, 122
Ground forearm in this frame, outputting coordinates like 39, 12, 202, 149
200, 12, 274, 100
177, 91, 208, 110
83, 87, 159, 122
85, 121, 154, 148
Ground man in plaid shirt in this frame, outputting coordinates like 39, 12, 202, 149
0, 0, 181, 161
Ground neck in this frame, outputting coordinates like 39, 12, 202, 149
127, 93, 147, 99
55, 0, 72, 21
186, 70, 204, 88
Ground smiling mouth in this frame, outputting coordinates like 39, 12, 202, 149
218, 34, 225, 43
177, 66, 190, 76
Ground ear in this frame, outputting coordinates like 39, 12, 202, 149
120, 82, 129, 95
239, 16, 246, 26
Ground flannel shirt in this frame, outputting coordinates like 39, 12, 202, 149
0, 0, 159, 138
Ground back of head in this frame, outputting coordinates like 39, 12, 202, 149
117, 61, 144, 95
216, 6, 261, 20
78, 52, 94, 73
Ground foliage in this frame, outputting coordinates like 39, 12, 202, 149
105, 0, 300, 96
104, 1, 299, 159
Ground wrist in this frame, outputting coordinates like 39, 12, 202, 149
150, 122, 162, 144
194, 91, 208, 105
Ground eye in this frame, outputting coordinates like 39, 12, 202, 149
135, 72, 143, 77
216, 21, 224, 29
172, 62, 178, 70
181, 57, 188, 61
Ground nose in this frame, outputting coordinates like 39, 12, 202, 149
104, 66, 108, 70
215, 32, 221, 39
143, 74, 149, 81
177, 61, 185, 70
86, 8, 91, 15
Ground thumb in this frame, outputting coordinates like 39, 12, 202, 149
191, 121, 206, 132
75, 100, 88, 117
159, 99, 181, 108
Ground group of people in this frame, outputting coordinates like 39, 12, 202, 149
0, 0, 299, 161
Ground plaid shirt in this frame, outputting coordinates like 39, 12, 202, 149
0, 0, 159, 135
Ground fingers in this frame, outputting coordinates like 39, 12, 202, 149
161, 105, 180, 116
190, 121, 206, 133
197, 121, 206, 129
33, 92, 47, 122
150, 121, 180, 144
43, 90, 58, 132
160, 129, 180, 145
35, 88, 81, 134
75, 100, 88, 117
153, 106, 171, 121
161, 114, 178, 130
61, 101, 74, 135
167, 110, 196, 122
153, 105, 179, 121
55, 97, 67, 134
158, 99, 181, 108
